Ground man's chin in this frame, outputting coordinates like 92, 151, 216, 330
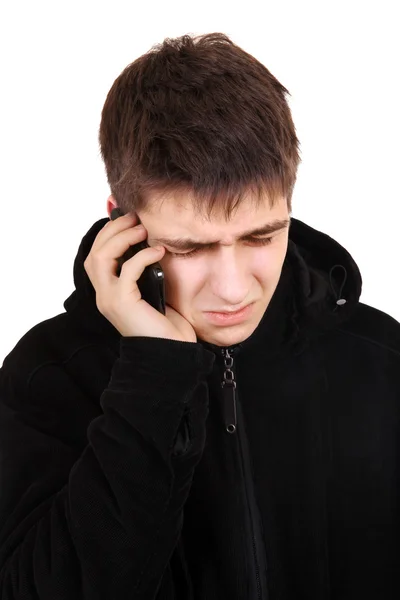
195, 320, 258, 348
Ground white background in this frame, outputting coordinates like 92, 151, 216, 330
0, 0, 399, 362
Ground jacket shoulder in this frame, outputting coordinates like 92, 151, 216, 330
337, 301, 400, 358
1, 310, 113, 385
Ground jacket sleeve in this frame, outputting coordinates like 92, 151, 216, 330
0, 336, 215, 599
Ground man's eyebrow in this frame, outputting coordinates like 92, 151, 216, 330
152, 218, 290, 251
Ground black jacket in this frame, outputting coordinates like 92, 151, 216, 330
1, 216, 399, 600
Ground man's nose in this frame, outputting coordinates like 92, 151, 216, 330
207, 251, 250, 305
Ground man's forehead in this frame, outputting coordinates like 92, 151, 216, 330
142, 195, 290, 249
143, 191, 286, 223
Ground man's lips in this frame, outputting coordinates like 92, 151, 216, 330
203, 303, 254, 325
205, 304, 251, 314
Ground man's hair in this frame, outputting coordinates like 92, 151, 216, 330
99, 32, 301, 221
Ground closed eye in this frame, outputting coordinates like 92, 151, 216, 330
168, 236, 274, 259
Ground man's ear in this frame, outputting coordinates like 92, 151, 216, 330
106, 195, 118, 218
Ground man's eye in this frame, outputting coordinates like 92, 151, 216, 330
251, 236, 274, 246
169, 236, 273, 259
168, 248, 202, 259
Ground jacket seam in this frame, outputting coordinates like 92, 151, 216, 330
335, 327, 400, 360
26, 343, 112, 389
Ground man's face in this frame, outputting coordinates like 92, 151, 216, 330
108, 193, 291, 347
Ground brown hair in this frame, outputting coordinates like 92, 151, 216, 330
99, 32, 301, 221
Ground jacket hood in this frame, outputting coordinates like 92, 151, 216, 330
63, 216, 362, 356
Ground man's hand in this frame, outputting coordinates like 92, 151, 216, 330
84, 212, 197, 342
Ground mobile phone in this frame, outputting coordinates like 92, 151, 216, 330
110, 207, 166, 315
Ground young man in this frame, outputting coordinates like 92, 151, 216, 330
1, 32, 399, 600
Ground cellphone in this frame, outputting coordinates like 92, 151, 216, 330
110, 207, 166, 315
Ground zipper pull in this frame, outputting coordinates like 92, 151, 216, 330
221, 349, 237, 434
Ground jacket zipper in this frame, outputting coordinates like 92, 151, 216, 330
221, 347, 238, 434
221, 348, 266, 599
